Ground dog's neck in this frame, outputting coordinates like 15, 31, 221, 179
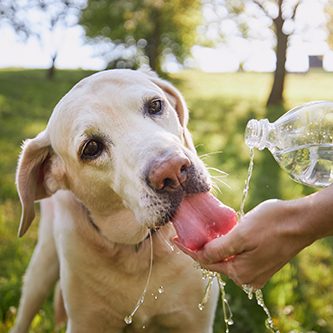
88, 208, 150, 245
66, 191, 175, 257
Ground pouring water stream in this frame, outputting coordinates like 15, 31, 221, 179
238, 148, 279, 333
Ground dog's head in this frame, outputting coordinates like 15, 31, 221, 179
16, 69, 211, 241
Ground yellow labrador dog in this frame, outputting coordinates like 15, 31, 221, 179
11, 69, 219, 333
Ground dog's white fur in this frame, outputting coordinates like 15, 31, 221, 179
11, 69, 218, 333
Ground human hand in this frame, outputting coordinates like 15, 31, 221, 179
175, 198, 316, 289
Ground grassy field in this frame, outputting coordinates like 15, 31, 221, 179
1, 69, 333, 332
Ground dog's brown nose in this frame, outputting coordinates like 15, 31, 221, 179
147, 153, 191, 191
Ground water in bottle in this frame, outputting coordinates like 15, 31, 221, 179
245, 101, 333, 188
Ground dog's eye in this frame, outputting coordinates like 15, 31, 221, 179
147, 99, 163, 115
81, 140, 104, 160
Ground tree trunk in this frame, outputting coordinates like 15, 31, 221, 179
266, 7, 288, 106
47, 52, 57, 80
145, 9, 162, 73
146, 38, 161, 73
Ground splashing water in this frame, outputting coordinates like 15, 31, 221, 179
152, 286, 165, 301
239, 148, 280, 333
199, 269, 234, 332
124, 229, 154, 325
255, 289, 279, 332
218, 275, 234, 332
242, 285, 279, 332
198, 270, 215, 311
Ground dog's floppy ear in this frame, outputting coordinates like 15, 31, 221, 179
16, 130, 63, 237
148, 75, 196, 152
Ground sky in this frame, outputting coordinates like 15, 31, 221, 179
0, 1, 332, 72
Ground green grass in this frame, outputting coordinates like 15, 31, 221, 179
1, 69, 333, 332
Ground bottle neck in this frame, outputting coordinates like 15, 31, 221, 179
245, 118, 273, 150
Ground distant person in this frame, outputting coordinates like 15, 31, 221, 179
176, 184, 333, 289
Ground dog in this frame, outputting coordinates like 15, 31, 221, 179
11, 69, 219, 333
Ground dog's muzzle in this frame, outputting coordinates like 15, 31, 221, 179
146, 151, 191, 193
144, 150, 211, 227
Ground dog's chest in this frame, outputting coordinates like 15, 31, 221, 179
58, 230, 205, 327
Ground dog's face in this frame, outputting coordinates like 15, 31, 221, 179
16, 70, 211, 241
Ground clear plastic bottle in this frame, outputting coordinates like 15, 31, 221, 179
245, 101, 333, 188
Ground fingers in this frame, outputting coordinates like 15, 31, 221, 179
173, 225, 246, 268
198, 226, 245, 264
173, 235, 274, 289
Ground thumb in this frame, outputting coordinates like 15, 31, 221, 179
172, 237, 196, 257
199, 227, 244, 264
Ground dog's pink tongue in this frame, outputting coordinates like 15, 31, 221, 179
172, 192, 237, 252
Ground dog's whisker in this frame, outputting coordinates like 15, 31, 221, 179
211, 183, 223, 196
199, 151, 223, 160
124, 229, 154, 325
210, 176, 231, 190
207, 166, 228, 176
211, 181, 221, 191
195, 143, 205, 150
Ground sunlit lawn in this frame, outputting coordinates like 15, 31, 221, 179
1, 69, 333, 332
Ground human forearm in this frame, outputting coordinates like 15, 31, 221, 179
293, 184, 333, 241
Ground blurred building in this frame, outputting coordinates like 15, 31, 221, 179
309, 55, 323, 69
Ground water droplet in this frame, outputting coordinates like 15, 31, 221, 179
154, 295, 158, 300
124, 315, 132, 325
242, 284, 254, 300
158, 286, 164, 294
227, 318, 234, 325
142, 324, 146, 329
198, 303, 204, 311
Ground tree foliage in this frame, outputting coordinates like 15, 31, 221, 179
80, 0, 201, 73
205, 0, 304, 107
0, 0, 32, 38
326, 0, 333, 50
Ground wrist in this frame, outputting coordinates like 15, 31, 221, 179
289, 187, 333, 243
286, 198, 318, 246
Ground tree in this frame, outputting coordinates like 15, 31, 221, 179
32, 0, 85, 79
252, 0, 301, 106
80, 0, 201, 73
1, 0, 84, 80
204, 0, 305, 106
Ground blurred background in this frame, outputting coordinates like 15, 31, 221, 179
1, 0, 333, 332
